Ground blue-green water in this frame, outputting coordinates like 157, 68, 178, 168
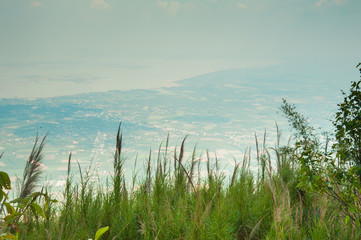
0, 64, 358, 192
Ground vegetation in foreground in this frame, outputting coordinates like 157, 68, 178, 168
0, 63, 361, 239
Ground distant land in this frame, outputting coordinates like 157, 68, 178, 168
0, 65, 355, 188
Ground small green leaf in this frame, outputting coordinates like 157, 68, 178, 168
94, 226, 109, 240
345, 215, 350, 225
31, 192, 44, 199
4, 212, 21, 222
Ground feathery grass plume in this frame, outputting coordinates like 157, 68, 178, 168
255, 133, 263, 182
156, 142, 162, 180
206, 150, 211, 183
230, 157, 240, 187
65, 152, 73, 204
256, 131, 269, 183
269, 126, 283, 179
64, 152, 73, 204
178, 135, 187, 165
173, 136, 188, 194
146, 149, 152, 194
187, 145, 197, 193
248, 215, 266, 240
113, 122, 125, 203
131, 154, 139, 196
163, 133, 170, 177
173, 143, 200, 210
19, 134, 46, 199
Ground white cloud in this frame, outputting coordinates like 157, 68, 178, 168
55, 180, 66, 187
157, 1, 181, 16
39, 163, 48, 170
91, 0, 110, 10
237, 3, 247, 9
315, 0, 347, 7
168, 1, 181, 15
31, 1, 44, 7
315, 0, 328, 7
10, 176, 19, 182
157, 1, 168, 10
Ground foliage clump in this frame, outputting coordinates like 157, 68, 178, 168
280, 63, 361, 229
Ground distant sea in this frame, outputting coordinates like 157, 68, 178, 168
0, 64, 358, 191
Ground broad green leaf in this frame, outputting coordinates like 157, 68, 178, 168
0, 188, 8, 201
11, 195, 32, 208
30, 202, 46, 219
0, 171, 11, 190
0, 233, 17, 240
30, 204, 38, 218
43, 195, 58, 211
345, 215, 350, 225
4, 202, 16, 215
94, 226, 109, 240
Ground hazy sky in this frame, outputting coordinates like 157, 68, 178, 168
0, 0, 360, 98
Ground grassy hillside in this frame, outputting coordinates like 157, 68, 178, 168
0, 127, 358, 240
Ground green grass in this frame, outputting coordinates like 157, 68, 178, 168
2, 128, 360, 240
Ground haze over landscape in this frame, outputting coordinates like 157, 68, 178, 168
0, 0, 360, 184
3, 1, 361, 239
1, 0, 360, 97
